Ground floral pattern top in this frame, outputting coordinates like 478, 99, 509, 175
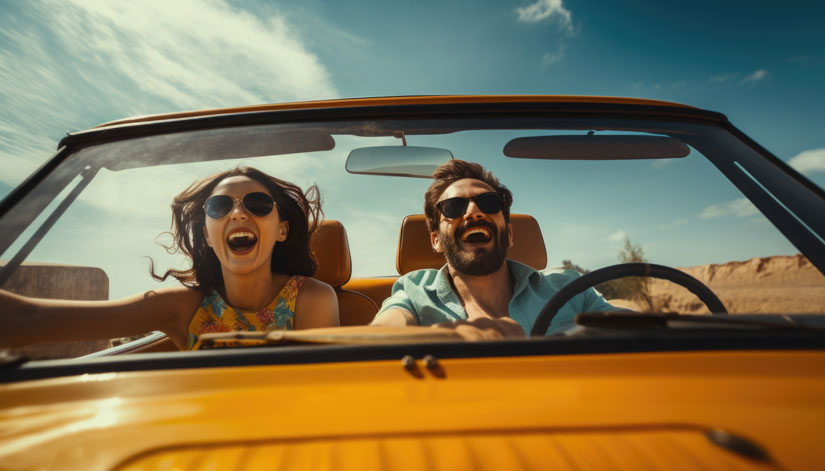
186, 275, 305, 350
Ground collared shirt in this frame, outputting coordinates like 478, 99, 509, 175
376, 259, 619, 335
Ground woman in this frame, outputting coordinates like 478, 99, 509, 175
1, 167, 339, 350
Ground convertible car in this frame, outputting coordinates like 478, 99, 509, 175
1, 96, 824, 470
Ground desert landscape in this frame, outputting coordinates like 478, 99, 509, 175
610, 254, 825, 314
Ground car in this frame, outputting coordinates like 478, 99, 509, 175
1, 95, 824, 470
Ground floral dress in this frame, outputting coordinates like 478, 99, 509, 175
186, 276, 305, 350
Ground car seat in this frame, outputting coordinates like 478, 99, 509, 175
395, 214, 548, 274
311, 220, 380, 325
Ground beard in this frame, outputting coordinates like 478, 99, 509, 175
439, 220, 508, 276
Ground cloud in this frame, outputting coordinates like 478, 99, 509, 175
699, 198, 760, 219
651, 159, 673, 169
516, 0, 573, 31
0, 0, 339, 190
608, 230, 627, 242
709, 73, 738, 83
541, 42, 566, 66
56, 0, 336, 108
788, 148, 825, 175
740, 69, 768, 86
787, 55, 813, 63
659, 218, 689, 230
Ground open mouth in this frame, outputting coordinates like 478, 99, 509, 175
226, 230, 258, 253
461, 226, 493, 244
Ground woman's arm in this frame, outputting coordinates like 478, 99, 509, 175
0, 287, 203, 349
293, 278, 340, 329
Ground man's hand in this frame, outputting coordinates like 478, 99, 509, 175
433, 317, 525, 341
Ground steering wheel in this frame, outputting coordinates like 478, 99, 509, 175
530, 263, 728, 336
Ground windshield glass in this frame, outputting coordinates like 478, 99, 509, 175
2, 113, 824, 357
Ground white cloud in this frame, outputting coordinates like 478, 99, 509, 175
608, 230, 627, 242
651, 159, 673, 169
659, 218, 689, 230
788, 148, 825, 175
699, 198, 760, 219
56, 0, 336, 108
709, 73, 738, 83
740, 69, 768, 85
0, 0, 340, 190
516, 0, 573, 30
541, 43, 566, 66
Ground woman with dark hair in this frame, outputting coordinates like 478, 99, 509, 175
1, 167, 339, 350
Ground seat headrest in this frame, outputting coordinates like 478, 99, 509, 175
310, 220, 351, 288
396, 214, 547, 275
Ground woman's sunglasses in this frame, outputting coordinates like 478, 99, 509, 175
436, 192, 503, 219
204, 192, 276, 220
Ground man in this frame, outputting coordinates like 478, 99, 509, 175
371, 159, 618, 339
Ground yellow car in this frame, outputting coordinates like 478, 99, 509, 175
1, 96, 824, 470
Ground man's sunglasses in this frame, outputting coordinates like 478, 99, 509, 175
204, 192, 276, 220
436, 192, 504, 219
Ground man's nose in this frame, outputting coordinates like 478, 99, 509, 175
464, 200, 485, 220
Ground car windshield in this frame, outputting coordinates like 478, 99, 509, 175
2, 102, 825, 358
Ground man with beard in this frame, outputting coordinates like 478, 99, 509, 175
372, 159, 618, 339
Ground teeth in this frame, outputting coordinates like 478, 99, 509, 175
228, 231, 255, 241
462, 227, 491, 241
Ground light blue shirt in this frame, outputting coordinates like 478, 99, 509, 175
377, 259, 620, 335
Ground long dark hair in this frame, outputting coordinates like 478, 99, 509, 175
151, 167, 322, 293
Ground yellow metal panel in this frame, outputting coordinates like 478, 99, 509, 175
1, 351, 823, 470
115, 428, 773, 471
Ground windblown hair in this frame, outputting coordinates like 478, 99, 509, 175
151, 167, 322, 293
424, 159, 513, 231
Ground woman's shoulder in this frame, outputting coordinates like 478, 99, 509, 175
296, 275, 331, 290
293, 276, 339, 328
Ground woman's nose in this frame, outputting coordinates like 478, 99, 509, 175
229, 199, 248, 220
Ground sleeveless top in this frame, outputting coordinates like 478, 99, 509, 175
186, 275, 306, 350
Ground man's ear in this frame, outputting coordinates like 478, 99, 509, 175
430, 231, 443, 253
507, 223, 514, 248
203, 225, 212, 247
277, 220, 289, 242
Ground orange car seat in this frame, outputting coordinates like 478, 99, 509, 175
311, 220, 380, 326
395, 214, 548, 274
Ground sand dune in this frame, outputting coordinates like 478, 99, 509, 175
614, 254, 825, 314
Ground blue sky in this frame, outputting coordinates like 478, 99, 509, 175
1, 0, 824, 294
1, 0, 823, 188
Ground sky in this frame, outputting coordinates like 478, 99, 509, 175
1, 0, 824, 295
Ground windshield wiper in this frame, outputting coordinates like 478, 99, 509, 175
575, 312, 825, 333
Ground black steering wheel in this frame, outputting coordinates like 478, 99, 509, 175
530, 263, 728, 336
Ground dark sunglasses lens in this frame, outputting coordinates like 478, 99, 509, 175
476, 193, 503, 214
243, 192, 275, 217
204, 195, 233, 219
440, 198, 469, 219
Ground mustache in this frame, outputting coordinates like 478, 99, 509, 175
455, 220, 497, 240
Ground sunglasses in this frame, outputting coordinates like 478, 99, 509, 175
436, 192, 504, 219
204, 192, 276, 220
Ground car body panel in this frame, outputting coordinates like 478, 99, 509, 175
2, 351, 824, 470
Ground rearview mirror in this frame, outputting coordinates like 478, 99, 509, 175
503, 135, 690, 160
346, 146, 453, 178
